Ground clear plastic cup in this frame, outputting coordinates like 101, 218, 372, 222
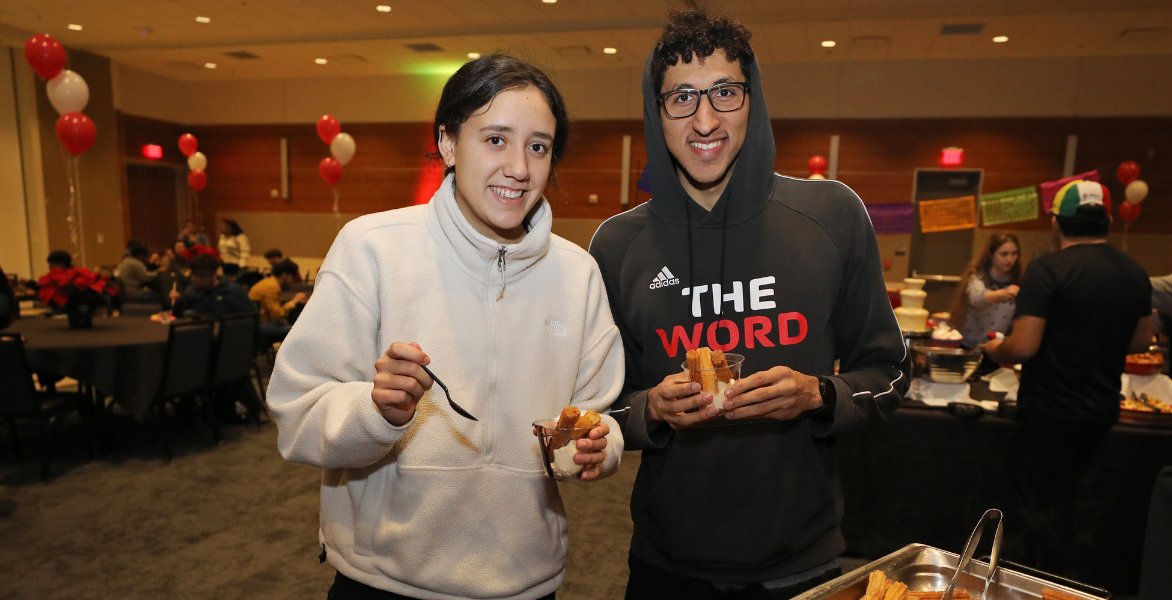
532, 418, 593, 480
680, 352, 745, 413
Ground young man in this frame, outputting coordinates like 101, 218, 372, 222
179, 219, 210, 247
249, 258, 306, 345
589, 9, 907, 598
116, 241, 158, 302
984, 181, 1152, 573
169, 254, 255, 318
47, 250, 73, 272
263, 248, 283, 268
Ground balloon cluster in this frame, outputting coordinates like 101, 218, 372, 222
1116, 161, 1149, 223
317, 115, 356, 186
179, 133, 208, 191
25, 34, 95, 155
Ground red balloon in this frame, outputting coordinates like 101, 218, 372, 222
178, 133, 198, 157
25, 34, 67, 80
55, 112, 96, 155
319, 157, 343, 186
808, 155, 828, 176
1117, 161, 1140, 186
317, 115, 341, 144
1119, 200, 1141, 223
188, 169, 207, 191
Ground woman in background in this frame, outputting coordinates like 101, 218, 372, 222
217, 218, 250, 276
950, 233, 1022, 349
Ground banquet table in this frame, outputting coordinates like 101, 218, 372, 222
7, 316, 170, 421
837, 398, 1172, 595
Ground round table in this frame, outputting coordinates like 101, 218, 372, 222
7, 316, 170, 421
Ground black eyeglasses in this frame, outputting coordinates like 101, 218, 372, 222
658, 82, 750, 119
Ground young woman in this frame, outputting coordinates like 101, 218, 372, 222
217, 218, 250, 275
950, 233, 1022, 349
267, 55, 625, 600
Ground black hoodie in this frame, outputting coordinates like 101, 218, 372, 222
588, 55, 909, 582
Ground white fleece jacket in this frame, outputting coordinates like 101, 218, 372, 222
267, 174, 625, 600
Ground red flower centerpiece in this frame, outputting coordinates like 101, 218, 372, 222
37, 267, 119, 329
181, 244, 220, 263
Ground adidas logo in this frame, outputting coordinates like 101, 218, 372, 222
649, 267, 680, 290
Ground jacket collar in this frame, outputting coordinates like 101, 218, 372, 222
427, 173, 552, 285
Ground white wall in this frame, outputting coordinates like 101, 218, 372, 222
118, 54, 1172, 125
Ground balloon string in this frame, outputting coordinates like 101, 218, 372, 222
73, 155, 87, 268
333, 187, 341, 230
60, 147, 80, 263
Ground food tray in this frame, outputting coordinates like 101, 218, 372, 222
792, 544, 1108, 600
1118, 408, 1172, 428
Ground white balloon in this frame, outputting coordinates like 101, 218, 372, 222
187, 151, 207, 171
330, 132, 356, 166
1125, 180, 1149, 205
47, 70, 89, 114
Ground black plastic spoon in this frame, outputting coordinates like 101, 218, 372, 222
420, 364, 477, 421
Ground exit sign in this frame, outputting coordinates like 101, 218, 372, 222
142, 144, 163, 160
940, 147, 964, 167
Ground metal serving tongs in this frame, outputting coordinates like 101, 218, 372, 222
420, 365, 477, 421
942, 508, 1003, 600
1130, 391, 1162, 412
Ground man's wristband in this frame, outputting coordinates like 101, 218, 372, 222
809, 376, 838, 419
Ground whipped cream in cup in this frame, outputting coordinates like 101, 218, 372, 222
533, 418, 593, 480
680, 352, 745, 413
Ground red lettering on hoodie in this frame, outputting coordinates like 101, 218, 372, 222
655, 323, 704, 357
778, 312, 807, 345
706, 320, 739, 352
744, 316, 775, 349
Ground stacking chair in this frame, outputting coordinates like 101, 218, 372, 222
150, 318, 216, 459
209, 312, 266, 426
0, 333, 92, 480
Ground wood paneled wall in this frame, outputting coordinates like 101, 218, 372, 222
119, 115, 1172, 246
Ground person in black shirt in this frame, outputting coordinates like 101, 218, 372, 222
169, 254, 256, 318
985, 180, 1153, 575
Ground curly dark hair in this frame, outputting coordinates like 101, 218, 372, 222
651, 8, 755, 94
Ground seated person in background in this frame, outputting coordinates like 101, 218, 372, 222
179, 219, 210, 247
249, 258, 306, 345
169, 254, 256, 318
0, 263, 16, 329
116, 241, 159, 302
47, 249, 72, 272
158, 241, 191, 277
263, 248, 283, 270
949, 233, 1021, 350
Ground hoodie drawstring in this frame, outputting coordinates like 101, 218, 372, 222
496, 246, 507, 300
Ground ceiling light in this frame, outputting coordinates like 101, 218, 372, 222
196, 16, 211, 23
821, 40, 836, 47
992, 35, 1009, 43
603, 47, 617, 54
204, 62, 217, 69
467, 52, 480, 59
542, 0, 557, 3
67, 24, 83, 31
376, 5, 392, 12
315, 58, 328, 65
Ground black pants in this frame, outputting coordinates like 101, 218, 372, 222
625, 555, 841, 600
1000, 410, 1113, 576
328, 572, 555, 600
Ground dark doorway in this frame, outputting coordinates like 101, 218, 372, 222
126, 164, 180, 255
909, 169, 983, 313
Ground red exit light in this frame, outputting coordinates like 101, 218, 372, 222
142, 144, 163, 160
940, 147, 964, 167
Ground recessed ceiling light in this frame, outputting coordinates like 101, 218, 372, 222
467, 52, 480, 59
67, 24, 83, 31
315, 58, 328, 65
196, 16, 211, 23
376, 5, 392, 12
993, 35, 1009, 43
821, 40, 836, 47
542, 0, 557, 3
204, 62, 217, 69
603, 47, 617, 54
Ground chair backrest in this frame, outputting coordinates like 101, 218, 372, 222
212, 312, 258, 384
160, 319, 215, 396
0, 334, 42, 416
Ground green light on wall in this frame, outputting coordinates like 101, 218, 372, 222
405, 61, 466, 76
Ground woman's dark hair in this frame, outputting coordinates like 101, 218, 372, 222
949, 233, 1021, 330
223, 219, 244, 237
651, 8, 755, 94
1056, 205, 1110, 238
431, 54, 570, 181
127, 240, 149, 259
47, 250, 73, 268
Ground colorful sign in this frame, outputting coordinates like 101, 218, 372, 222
919, 196, 976, 233
865, 203, 915, 235
980, 186, 1039, 226
1039, 170, 1100, 214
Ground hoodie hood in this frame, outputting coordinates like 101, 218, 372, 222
642, 52, 776, 226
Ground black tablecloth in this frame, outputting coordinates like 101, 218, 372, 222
838, 402, 1172, 595
8, 316, 169, 421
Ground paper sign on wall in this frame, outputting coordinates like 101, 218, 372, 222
865, 203, 915, 235
980, 187, 1039, 226
919, 196, 976, 233
1040, 170, 1100, 214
